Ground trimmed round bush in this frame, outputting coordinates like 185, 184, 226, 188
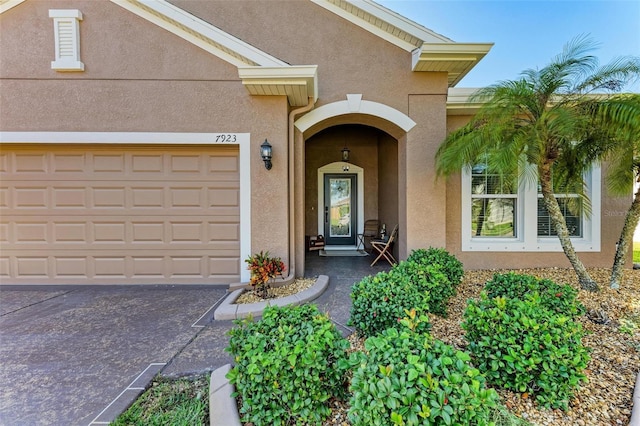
462, 293, 590, 409
226, 304, 350, 425
348, 317, 498, 426
407, 248, 464, 287
349, 269, 430, 338
402, 248, 464, 316
484, 272, 585, 317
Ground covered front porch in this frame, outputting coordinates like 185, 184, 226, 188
304, 124, 399, 256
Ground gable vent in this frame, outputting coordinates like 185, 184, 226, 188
49, 9, 84, 71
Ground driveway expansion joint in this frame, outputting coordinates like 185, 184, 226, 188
88, 363, 166, 426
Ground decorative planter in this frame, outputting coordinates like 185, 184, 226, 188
213, 275, 329, 320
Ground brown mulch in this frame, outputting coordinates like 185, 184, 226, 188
324, 267, 640, 426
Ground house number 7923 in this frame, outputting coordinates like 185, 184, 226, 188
214, 134, 237, 143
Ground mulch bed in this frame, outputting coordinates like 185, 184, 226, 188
233, 268, 639, 425
234, 278, 317, 304
323, 267, 639, 426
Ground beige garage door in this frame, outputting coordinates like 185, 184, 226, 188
0, 145, 241, 285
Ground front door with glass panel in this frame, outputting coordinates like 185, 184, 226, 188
324, 174, 357, 246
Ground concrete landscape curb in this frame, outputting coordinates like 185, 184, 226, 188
213, 275, 329, 320
630, 372, 640, 426
209, 364, 241, 426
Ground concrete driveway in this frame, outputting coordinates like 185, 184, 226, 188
0, 285, 231, 426
0, 254, 389, 425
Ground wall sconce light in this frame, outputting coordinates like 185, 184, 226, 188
260, 139, 272, 170
341, 146, 350, 162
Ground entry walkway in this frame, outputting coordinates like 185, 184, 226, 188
0, 254, 390, 425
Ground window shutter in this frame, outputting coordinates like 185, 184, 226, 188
49, 9, 84, 71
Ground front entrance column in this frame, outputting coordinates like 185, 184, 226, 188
404, 95, 448, 253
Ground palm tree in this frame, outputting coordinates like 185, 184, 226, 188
609, 143, 639, 289
590, 95, 640, 288
436, 36, 640, 292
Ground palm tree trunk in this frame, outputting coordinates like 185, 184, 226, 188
476, 198, 488, 236
610, 180, 640, 289
539, 163, 599, 291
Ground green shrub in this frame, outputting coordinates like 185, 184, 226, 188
349, 269, 430, 338
406, 248, 464, 288
462, 293, 590, 409
348, 314, 498, 426
226, 304, 350, 425
397, 248, 463, 316
484, 272, 585, 317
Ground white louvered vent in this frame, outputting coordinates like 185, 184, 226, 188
49, 9, 84, 71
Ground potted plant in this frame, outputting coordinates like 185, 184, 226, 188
245, 251, 286, 299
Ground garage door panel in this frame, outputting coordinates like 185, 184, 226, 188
2, 183, 239, 215
2, 149, 238, 179
3, 252, 240, 283
3, 218, 240, 249
1, 146, 241, 285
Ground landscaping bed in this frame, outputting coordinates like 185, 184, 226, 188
235, 277, 317, 304
321, 267, 639, 426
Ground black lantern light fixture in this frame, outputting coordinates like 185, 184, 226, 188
260, 139, 272, 170
341, 146, 350, 162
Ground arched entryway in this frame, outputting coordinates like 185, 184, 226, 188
305, 125, 398, 251
292, 95, 416, 276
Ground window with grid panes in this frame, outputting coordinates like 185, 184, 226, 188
537, 177, 583, 237
470, 164, 518, 238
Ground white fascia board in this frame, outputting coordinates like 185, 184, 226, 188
310, 0, 416, 52
346, 0, 453, 43
238, 65, 318, 80
0, 0, 26, 14
110, 0, 288, 67
446, 87, 483, 114
413, 42, 493, 86
239, 65, 318, 104
412, 42, 493, 69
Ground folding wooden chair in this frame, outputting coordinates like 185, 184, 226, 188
370, 224, 398, 266
356, 219, 379, 252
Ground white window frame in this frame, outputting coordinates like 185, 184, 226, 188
49, 9, 84, 72
461, 165, 601, 252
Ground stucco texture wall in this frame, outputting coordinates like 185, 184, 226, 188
169, 0, 446, 111
0, 0, 292, 266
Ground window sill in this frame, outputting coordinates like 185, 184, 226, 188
463, 238, 600, 252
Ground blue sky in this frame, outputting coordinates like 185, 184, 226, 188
377, 0, 640, 92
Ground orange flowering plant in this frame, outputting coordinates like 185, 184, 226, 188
245, 251, 286, 299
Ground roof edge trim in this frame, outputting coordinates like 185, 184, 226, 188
238, 65, 318, 106
0, 0, 26, 14
413, 42, 494, 87
110, 0, 288, 67
446, 87, 483, 115
310, 0, 452, 52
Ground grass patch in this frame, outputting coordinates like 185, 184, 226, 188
111, 374, 209, 425
634, 242, 640, 263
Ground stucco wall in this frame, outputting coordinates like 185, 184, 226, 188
0, 0, 292, 266
169, 0, 444, 111
0, 0, 238, 80
404, 94, 449, 255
